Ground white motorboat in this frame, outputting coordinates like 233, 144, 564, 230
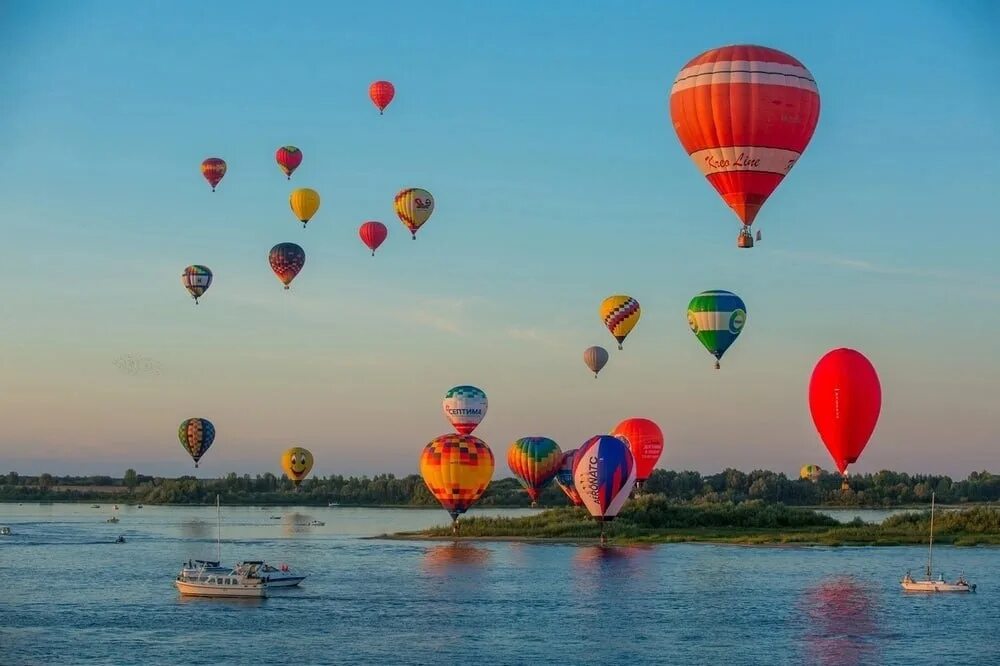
175, 562, 268, 598
900, 492, 976, 593
181, 559, 306, 587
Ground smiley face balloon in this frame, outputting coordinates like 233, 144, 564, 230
281, 447, 314, 487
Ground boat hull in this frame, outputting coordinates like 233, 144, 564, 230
175, 579, 267, 598
901, 581, 974, 593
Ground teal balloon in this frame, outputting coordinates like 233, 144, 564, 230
687, 290, 746, 369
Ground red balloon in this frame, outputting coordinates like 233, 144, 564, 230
359, 221, 388, 256
275, 146, 303, 179
200, 157, 227, 192
808, 348, 881, 474
610, 418, 663, 484
369, 80, 395, 114
268, 242, 305, 290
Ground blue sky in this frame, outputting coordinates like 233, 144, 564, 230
1, 1, 997, 478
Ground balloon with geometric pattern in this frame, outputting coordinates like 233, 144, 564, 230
687, 290, 747, 369
507, 437, 563, 507
268, 242, 305, 290
281, 447, 314, 487
275, 146, 303, 180
200, 157, 227, 192
419, 433, 495, 532
600, 295, 641, 350
442, 385, 487, 435
573, 435, 636, 543
394, 188, 434, 239
178, 417, 215, 468
181, 265, 212, 304
554, 448, 583, 506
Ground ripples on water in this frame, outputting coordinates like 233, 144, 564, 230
1, 504, 998, 665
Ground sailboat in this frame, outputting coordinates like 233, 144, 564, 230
900, 492, 976, 593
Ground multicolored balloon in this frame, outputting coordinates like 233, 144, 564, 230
200, 158, 226, 192
442, 385, 487, 435
687, 290, 747, 369
178, 418, 215, 468
289, 188, 320, 228
181, 265, 212, 304
369, 80, 395, 114
281, 447, 314, 487
610, 418, 663, 488
809, 348, 882, 476
600, 295, 641, 350
583, 346, 609, 378
419, 433, 495, 530
670, 45, 820, 247
394, 188, 434, 239
573, 435, 636, 533
275, 146, 303, 180
507, 437, 563, 506
359, 221, 388, 256
800, 464, 822, 482
269, 242, 305, 290
555, 449, 583, 506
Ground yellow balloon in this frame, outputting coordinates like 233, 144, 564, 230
800, 464, 822, 482
394, 187, 434, 239
419, 434, 494, 526
281, 447, 314, 486
289, 188, 321, 227
600, 294, 641, 349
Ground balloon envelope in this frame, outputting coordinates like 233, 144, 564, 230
394, 188, 434, 239
181, 265, 212, 303
269, 243, 305, 289
281, 447, 314, 487
800, 464, 822, 482
583, 346, 609, 377
289, 188, 320, 227
276, 146, 303, 179
178, 418, 215, 467
555, 448, 583, 506
507, 437, 563, 504
610, 418, 663, 483
808, 348, 881, 474
442, 385, 488, 435
369, 80, 395, 114
419, 433, 494, 520
201, 158, 226, 191
687, 290, 747, 367
359, 221, 388, 255
573, 435, 636, 521
670, 45, 820, 235
600, 295, 641, 349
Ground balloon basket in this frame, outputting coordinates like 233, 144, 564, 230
737, 229, 754, 248
714, 360, 721, 370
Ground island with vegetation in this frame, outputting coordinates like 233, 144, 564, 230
391, 496, 1000, 547
2, 468, 998, 508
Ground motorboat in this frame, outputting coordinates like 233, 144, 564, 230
107, 516, 119, 523
91, 504, 101, 508
0, 526, 11, 536
115, 535, 126, 544
309, 520, 325, 526
181, 559, 306, 587
175, 562, 268, 598
328, 502, 339, 507
900, 492, 976, 593
113, 504, 120, 510
137, 504, 143, 509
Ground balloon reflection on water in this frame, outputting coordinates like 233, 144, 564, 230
421, 543, 492, 576
798, 576, 883, 666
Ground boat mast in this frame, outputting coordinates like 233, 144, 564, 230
926, 491, 935, 578
216, 494, 221, 563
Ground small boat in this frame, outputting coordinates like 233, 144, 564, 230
901, 492, 976, 593
91, 504, 101, 508
308, 520, 325, 526
113, 504, 120, 510
107, 516, 120, 523
115, 535, 126, 544
0, 526, 11, 536
182, 560, 306, 588
269, 515, 281, 520
175, 563, 268, 598
328, 502, 339, 507
137, 505, 143, 509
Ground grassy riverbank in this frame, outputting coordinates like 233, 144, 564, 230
389, 496, 1000, 546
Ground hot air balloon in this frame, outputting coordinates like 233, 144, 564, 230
281, 447, 314, 488
442, 385, 487, 435
369, 80, 395, 114
359, 221, 388, 256
573, 435, 636, 544
289, 188, 320, 228
201, 158, 227, 192
394, 188, 434, 239
610, 418, 663, 491
178, 418, 215, 468
583, 346, 609, 378
687, 290, 747, 369
275, 146, 303, 180
800, 464, 822, 482
269, 242, 305, 290
809, 348, 881, 490
670, 45, 820, 248
419, 433, 495, 533
181, 265, 212, 304
507, 437, 563, 507
600, 295, 641, 350
555, 448, 583, 506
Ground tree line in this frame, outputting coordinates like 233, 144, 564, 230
2, 468, 997, 506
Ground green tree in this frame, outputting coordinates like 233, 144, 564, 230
39, 473, 54, 489
124, 469, 138, 493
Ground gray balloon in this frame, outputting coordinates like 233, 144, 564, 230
583, 346, 609, 378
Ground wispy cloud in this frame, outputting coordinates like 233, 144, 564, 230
395, 297, 476, 336
766, 249, 998, 287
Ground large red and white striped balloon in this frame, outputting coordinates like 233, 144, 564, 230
670, 45, 820, 237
